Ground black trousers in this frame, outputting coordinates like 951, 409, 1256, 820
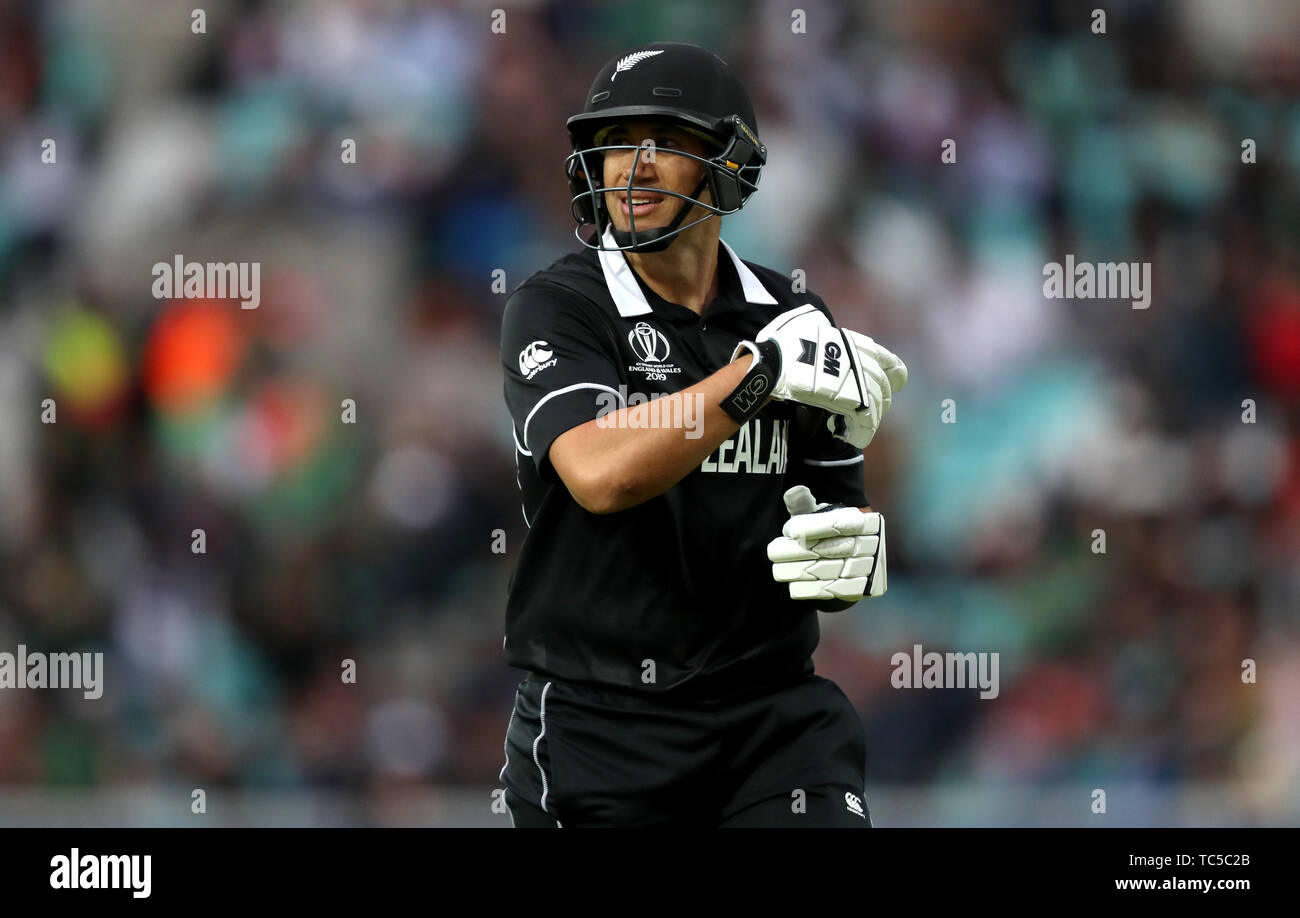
500, 673, 872, 828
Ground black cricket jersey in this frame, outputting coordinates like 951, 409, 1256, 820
499, 226, 870, 702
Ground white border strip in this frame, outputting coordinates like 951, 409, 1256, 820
499, 691, 519, 827
512, 425, 531, 457
803, 455, 865, 467
532, 681, 554, 815
521, 383, 627, 452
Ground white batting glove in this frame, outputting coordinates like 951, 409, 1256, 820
731, 304, 907, 449
767, 485, 888, 602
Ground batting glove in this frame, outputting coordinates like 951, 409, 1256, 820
731, 304, 907, 449
767, 485, 887, 602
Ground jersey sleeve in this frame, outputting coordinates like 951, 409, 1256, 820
786, 291, 870, 508
501, 282, 624, 484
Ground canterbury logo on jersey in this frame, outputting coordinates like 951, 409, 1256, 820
700, 417, 788, 475
519, 340, 558, 380
844, 792, 866, 819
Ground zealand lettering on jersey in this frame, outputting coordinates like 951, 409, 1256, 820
700, 417, 788, 474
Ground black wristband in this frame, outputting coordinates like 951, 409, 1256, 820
720, 339, 780, 424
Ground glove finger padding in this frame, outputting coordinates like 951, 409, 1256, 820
866, 336, 909, 393
772, 556, 850, 583
841, 329, 892, 414
784, 527, 886, 600
789, 577, 871, 602
783, 504, 880, 543
781, 484, 825, 517
771, 486, 889, 602
843, 329, 907, 408
770, 537, 878, 585
767, 535, 819, 563
803, 534, 877, 559
829, 408, 879, 450
833, 330, 908, 449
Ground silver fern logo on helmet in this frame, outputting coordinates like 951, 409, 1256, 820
611, 49, 664, 81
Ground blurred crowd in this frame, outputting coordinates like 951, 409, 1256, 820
0, 0, 1297, 824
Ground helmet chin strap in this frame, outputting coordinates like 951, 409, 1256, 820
608, 174, 711, 253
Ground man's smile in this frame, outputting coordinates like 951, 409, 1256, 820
615, 190, 667, 218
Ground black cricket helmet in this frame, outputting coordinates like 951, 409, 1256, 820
565, 42, 767, 252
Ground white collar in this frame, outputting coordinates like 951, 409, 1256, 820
597, 226, 778, 318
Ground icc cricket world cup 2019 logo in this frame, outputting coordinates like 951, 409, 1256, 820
626, 321, 681, 377
629, 321, 669, 363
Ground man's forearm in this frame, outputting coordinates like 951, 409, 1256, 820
552, 355, 766, 513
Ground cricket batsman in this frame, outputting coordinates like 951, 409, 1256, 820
497, 42, 907, 827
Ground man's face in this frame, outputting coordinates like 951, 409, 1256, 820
598, 120, 716, 234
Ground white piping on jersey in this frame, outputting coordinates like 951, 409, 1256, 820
598, 226, 778, 317
514, 449, 530, 528
520, 382, 627, 452
500, 691, 519, 825
499, 693, 517, 783
533, 681, 554, 814
803, 455, 865, 467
